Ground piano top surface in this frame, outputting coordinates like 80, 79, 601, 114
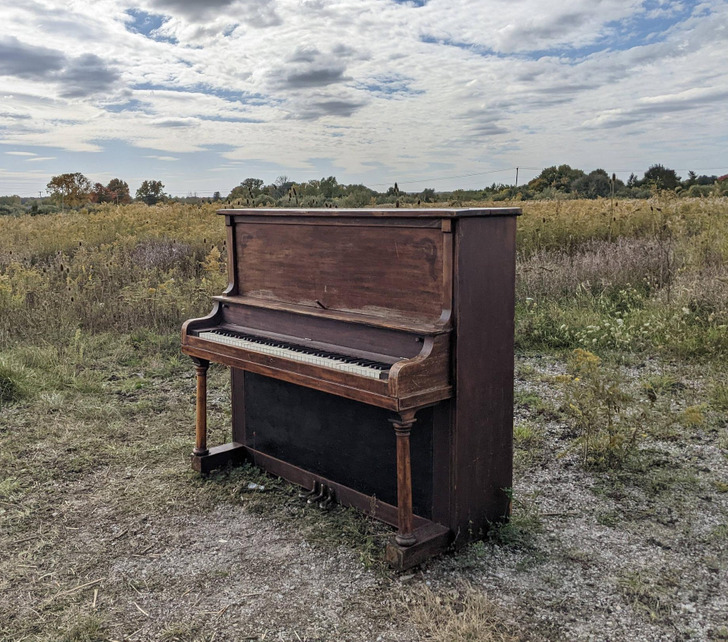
217, 207, 521, 218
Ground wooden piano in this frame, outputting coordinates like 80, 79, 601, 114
181, 207, 520, 568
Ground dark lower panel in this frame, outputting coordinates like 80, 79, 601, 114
243, 372, 435, 518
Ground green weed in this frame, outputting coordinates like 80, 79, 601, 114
560, 349, 639, 468
59, 615, 108, 642
710, 382, 728, 412
488, 491, 543, 548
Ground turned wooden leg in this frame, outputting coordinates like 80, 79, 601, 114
390, 410, 417, 547
192, 358, 209, 456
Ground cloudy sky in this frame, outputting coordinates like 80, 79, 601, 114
1, 0, 727, 197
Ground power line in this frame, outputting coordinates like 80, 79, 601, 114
611, 167, 728, 175
369, 166, 543, 188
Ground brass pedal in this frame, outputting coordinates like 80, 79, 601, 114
319, 486, 336, 510
307, 483, 327, 504
299, 480, 319, 500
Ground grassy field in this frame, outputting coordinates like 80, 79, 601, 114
1, 198, 726, 640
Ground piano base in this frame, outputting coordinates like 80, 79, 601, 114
386, 522, 452, 570
190, 441, 453, 569
190, 442, 246, 474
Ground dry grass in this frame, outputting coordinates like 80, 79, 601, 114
403, 582, 520, 642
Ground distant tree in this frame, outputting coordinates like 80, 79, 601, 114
107, 178, 131, 204
135, 180, 166, 205
571, 169, 613, 199
242, 178, 264, 194
696, 174, 718, 186
386, 182, 401, 197
420, 188, 436, 203
90, 179, 130, 204
299, 179, 320, 197
212, 191, 221, 202
228, 178, 264, 201
90, 182, 113, 203
642, 165, 681, 190
627, 173, 639, 188
528, 165, 585, 193
341, 183, 376, 207
319, 176, 342, 199
47, 172, 92, 209
271, 175, 294, 199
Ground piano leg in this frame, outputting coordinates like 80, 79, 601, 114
391, 411, 417, 547
189, 364, 246, 474
192, 357, 210, 457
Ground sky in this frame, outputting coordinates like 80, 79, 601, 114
1, 0, 727, 197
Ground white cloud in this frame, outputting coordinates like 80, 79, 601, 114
0, 0, 727, 194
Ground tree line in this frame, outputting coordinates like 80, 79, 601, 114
43, 174, 166, 208
1, 164, 726, 216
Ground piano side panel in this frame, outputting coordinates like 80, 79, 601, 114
241, 371, 435, 519
223, 215, 239, 296
451, 215, 517, 540
234, 221, 444, 324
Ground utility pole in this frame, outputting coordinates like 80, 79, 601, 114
515, 167, 519, 189
611, 173, 616, 216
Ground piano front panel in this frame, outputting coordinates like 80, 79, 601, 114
241, 371, 436, 519
234, 221, 445, 324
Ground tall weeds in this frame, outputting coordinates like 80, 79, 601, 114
0, 203, 226, 346
513, 196, 728, 358
0, 197, 726, 359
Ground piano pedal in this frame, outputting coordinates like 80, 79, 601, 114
319, 487, 336, 510
299, 480, 319, 500
307, 483, 327, 505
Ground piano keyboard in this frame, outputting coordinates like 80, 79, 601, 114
197, 330, 391, 380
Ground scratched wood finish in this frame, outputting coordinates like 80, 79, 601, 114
235, 222, 444, 323
219, 207, 520, 219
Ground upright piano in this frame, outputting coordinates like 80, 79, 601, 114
181, 207, 520, 568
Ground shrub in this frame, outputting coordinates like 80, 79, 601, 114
560, 349, 639, 468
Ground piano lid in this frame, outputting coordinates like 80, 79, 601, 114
218, 207, 522, 219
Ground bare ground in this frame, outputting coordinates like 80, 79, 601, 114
1, 341, 726, 641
